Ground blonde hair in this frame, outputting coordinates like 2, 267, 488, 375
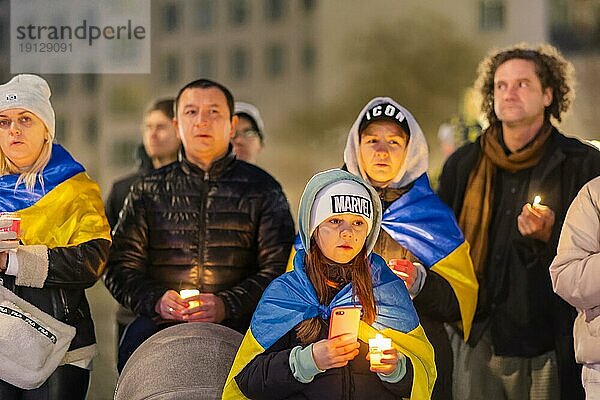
0, 132, 52, 192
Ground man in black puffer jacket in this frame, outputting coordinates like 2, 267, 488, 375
104, 79, 295, 372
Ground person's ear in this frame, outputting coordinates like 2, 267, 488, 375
172, 118, 181, 140
229, 115, 239, 139
543, 87, 553, 107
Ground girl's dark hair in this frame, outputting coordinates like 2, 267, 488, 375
296, 236, 376, 344
476, 43, 574, 125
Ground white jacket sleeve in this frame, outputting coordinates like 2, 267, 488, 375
550, 177, 600, 311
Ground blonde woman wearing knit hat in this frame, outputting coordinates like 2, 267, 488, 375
223, 169, 435, 399
0, 74, 111, 398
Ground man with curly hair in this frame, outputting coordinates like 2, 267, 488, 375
438, 43, 600, 400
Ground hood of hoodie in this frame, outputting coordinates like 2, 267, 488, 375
298, 169, 382, 255
343, 97, 429, 189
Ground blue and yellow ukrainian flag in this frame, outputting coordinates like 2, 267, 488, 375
0, 144, 110, 247
379, 173, 478, 340
223, 250, 436, 400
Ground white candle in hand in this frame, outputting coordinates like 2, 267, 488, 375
180, 289, 200, 308
369, 334, 392, 367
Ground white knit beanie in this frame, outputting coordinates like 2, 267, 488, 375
0, 74, 55, 140
309, 180, 373, 238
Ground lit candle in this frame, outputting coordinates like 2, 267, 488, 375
180, 289, 200, 308
533, 195, 541, 206
368, 333, 392, 367
0, 212, 21, 239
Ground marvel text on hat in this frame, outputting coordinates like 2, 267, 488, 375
331, 195, 372, 219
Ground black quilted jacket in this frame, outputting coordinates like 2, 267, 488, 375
104, 148, 295, 333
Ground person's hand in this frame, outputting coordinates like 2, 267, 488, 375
388, 259, 417, 290
311, 333, 360, 370
0, 252, 7, 273
181, 293, 226, 323
0, 219, 18, 252
517, 202, 555, 242
367, 347, 400, 375
154, 290, 188, 320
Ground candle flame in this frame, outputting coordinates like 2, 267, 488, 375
533, 195, 541, 206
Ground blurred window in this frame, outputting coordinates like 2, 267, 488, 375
86, 116, 98, 144
161, 54, 180, 85
266, 43, 284, 78
54, 115, 67, 144
48, 75, 69, 96
230, 47, 250, 80
82, 75, 97, 93
163, 3, 179, 32
196, 0, 215, 31
301, 0, 316, 13
265, 0, 286, 22
0, 22, 6, 52
549, 0, 599, 53
302, 42, 315, 72
229, 0, 249, 26
197, 49, 217, 78
480, 0, 504, 31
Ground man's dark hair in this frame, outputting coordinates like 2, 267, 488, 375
174, 79, 235, 120
476, 43, 575, 125
146, 98, 175, 119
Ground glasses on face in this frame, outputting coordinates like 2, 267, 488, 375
234, 129, 263, 142
144, 123, 171, 132
0, 115, 36, 130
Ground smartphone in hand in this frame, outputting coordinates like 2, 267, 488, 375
328, 306, 361, 341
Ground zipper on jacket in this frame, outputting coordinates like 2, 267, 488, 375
342, 363, 350, 399
59, 288, 71, 322
197, 170, 210, 290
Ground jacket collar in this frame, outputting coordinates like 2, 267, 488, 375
179, 144, 236, 178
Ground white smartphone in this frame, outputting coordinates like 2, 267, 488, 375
328, 306, 361, 341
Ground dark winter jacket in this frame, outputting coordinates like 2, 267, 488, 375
103, 147, 295, 333
105, 145, 154, 228
236, 323, 414, 400
438, 126, 600, 400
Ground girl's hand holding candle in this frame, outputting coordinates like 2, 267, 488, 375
369, 334, 392, 368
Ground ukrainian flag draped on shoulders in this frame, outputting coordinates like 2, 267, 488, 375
342, 97, 478, 340
0, 144, 110, 247
380, 173, 478, 339
223, 249, 436, 400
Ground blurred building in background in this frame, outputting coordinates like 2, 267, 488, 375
0, 1, 597, 398
1, 0, 597, 196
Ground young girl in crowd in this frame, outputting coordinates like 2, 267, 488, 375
223, 169, 435, 399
